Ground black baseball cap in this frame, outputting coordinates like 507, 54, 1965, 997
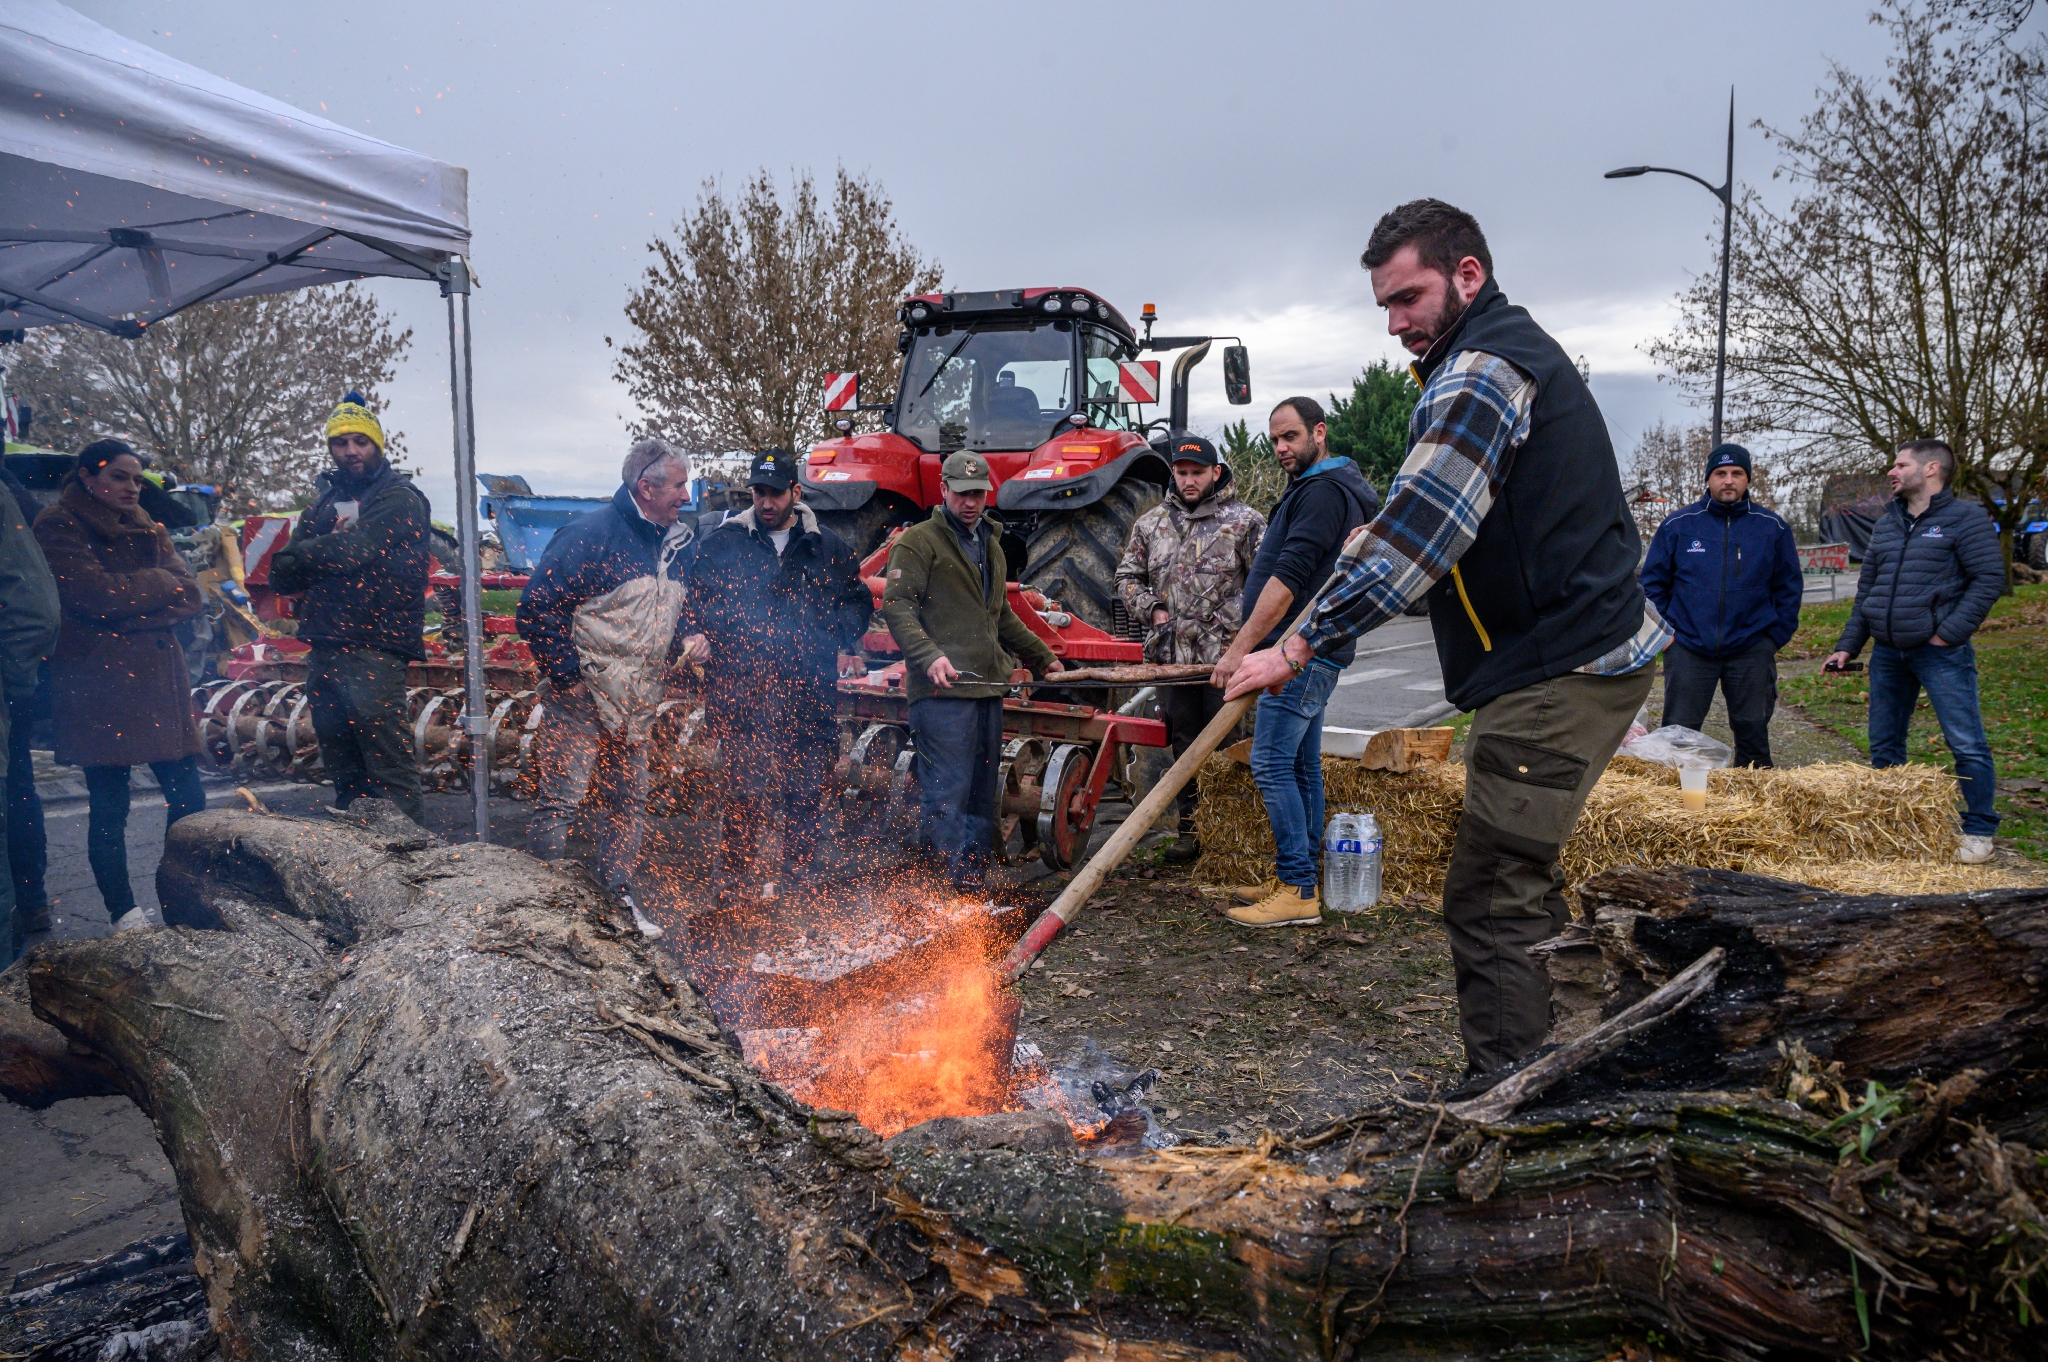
750, 447, 798, 490
1167, 433, 1218, 467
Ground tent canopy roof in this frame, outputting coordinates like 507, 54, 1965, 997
0, 0, 469, 335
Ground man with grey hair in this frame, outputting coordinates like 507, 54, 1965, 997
517, 438, 708, 936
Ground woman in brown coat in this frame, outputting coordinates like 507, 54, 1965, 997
33, 440, 206, 931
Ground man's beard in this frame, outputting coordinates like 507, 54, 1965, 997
1397, 283, 1470, 352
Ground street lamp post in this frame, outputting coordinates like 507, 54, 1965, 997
1607, 90, 1736, 449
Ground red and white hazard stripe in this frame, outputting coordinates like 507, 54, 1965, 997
823, 372, 859, 411
1116, 360, 1161, 404
239, 515, 295, 585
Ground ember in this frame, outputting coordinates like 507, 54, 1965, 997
672, 885, 1024, 1136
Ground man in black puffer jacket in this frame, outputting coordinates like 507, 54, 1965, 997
1826, 439, 2005, 863
685, 449, 870, 902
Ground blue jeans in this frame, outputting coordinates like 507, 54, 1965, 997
909, 696, 1004, 889
1868, 641, 1999, 837
1250, 659, 1342, 888
85, 756, 207, 920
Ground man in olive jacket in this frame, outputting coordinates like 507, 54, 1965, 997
880, 452, 1064, 892
270, 393, 431, 822
0, 475, 58, 962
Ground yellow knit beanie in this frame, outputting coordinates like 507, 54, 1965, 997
324, 391, 385, 449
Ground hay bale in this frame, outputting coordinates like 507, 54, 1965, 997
1192, 752, 1974, 899
1745, 857, 2045, 895
1192, 757, 1462, 897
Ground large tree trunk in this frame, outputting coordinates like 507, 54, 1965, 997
7, 812, 2048, 1361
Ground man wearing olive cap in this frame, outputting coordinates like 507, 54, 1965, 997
880, 451, 1065, 894
272, 392, 431, 822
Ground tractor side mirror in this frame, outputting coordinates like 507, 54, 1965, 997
1223, 346, 1251, 405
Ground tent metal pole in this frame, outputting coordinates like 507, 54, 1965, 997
441, 256, 488, 842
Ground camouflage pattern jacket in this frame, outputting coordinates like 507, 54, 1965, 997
1114, 471, 1266, 665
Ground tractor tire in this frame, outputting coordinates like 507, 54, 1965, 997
1021, 476, 1163, 634
815, 500, 913, 560
2030, 529, 2048, 572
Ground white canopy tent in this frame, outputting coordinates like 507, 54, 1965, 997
0, 0, 496, 839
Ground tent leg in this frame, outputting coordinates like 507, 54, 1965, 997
443, 257, 488, 843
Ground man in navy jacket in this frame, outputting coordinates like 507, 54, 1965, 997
1639, 444, 1804, 767
1826, 439, 2006, 863
517, 439, 704, 937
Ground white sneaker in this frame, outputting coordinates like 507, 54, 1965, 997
112, 908, 151, 933
619, 892, 663, 939
1958, 834, 1996, 865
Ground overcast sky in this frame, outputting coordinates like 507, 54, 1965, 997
63, 1, 1969, 514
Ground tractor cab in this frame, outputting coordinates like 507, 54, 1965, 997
801, 288, 1251, 632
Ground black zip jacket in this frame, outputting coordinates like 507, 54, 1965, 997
1834, 488, 2004, 657
270, 461, 431, 661
684, 502, 870, 698
1240, 457, 1378, 666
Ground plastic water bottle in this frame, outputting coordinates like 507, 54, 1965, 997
1354, 811, 1383, 910
1323, 813, 1359, 912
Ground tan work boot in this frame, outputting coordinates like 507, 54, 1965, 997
1230, 880, 1279, 905
1226, 883, 1322, 928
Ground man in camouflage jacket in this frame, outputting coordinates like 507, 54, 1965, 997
1115, 433, 1265, 861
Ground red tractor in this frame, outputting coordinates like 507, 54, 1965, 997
799, 288, 1250, 634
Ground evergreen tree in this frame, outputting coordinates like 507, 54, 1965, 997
1325, 359, 1419, 494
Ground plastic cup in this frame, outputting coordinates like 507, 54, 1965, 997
1678, 763, 1709, 811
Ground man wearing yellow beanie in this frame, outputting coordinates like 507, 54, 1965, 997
271, 392, 431, 821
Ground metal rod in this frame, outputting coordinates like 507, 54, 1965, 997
442, 256, 488, 842
1712, 89, 1734, 450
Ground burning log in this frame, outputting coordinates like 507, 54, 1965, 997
7, 813, 2048, 1359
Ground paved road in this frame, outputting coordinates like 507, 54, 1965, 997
1319, 572, 1857, 733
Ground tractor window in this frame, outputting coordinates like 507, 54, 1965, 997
898, 321, 1076, 452
1081, 327, 1139, 432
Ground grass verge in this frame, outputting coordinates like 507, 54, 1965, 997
1781, 621, 2048, 861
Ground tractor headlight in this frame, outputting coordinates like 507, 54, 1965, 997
1042, 296, 1063, 314
1070, 296, 1091, 313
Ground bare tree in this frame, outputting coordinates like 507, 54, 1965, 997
611, 168, 941, 457
1628, 421, 1783, 537
4, 283, 411, 514
1651, 1, 2048, 568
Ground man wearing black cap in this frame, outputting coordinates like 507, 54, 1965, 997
880, 451, 1064, 893
686, 448, 871, 903
1115, 432, 1265, 861
1639, 443, 1804, 768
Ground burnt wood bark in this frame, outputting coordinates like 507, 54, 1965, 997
1576, 866, 2048, 1130
7, 818, 2048, 1361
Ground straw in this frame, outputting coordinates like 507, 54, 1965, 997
1191, 754, 2008, 901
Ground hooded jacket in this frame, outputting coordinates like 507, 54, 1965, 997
516, 484, 695, 740
880, 507, 1059, 704
1115, 468, 1266, 665
270, 460, 431, 660
33, 478, 203, 767
1640, 495, 1804, 658
1239, 457, 1378, 666
1834, 489, 2004, 657
685, 501, 871, 699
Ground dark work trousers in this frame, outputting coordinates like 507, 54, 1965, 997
709, 684, 839, 890
306, 646, 423, 822
83, 756, 205, 921
1444, 666, 1654, 1076
7, 682, 47, 921
909, 695, 1005, 890
1158, 683, 1236, 828
1660, 638, 1778, 768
